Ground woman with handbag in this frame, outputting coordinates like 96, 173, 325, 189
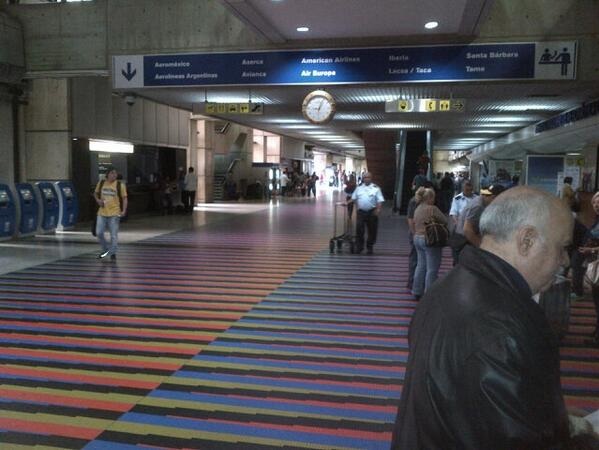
578, 191, 599, 345
412, 188, 448, 300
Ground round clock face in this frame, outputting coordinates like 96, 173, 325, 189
302, 90, 336, 124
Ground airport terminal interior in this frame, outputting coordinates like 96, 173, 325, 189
1, 0, 599, 448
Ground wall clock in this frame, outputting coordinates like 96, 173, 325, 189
302, 90, 336, 124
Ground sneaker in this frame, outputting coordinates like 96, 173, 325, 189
98, 251, 110, 259
367, 247, 373, 255
110, 254, 116, 261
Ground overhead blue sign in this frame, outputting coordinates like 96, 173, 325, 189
113, 41, 576, 89
535, 98, 599, 134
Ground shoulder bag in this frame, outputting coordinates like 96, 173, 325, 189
584, 258, 599, 288
424, 210, 449, 247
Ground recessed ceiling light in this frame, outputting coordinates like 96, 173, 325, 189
297, 26, 310, 32
424, 21, 438, 30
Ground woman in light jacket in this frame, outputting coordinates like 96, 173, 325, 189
412, 188, 447, 300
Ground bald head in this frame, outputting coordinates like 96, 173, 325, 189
363, 172, 372, 185
480, 186, 572, 242
479, 186, 573, 294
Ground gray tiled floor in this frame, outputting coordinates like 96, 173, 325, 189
0, 202, 276, 275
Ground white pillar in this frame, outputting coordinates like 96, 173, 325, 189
192, 119, 214, 203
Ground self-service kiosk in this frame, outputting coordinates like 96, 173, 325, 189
15, 183, 40, 237
35, 182, 59, 233
0, 183, 17, 240
54, 181, 79, 231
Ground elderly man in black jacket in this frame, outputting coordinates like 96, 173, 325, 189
393, 186, 596, 449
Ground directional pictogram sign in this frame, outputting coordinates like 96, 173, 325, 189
451, 100, 465, 112
385, 98, 466, 113
425, 100, 437, 112
202, 102, 264, 115
399, 100, 412, 111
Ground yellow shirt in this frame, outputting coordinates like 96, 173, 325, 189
95, 180, 127, 217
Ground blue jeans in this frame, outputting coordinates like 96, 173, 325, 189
412, 235, 442, 296
96, 215, 120, 255
407, 232, 417, 289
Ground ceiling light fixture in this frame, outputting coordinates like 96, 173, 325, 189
297, 26, 310, 32
424, 21, 438, 29
89, 139, 134, 154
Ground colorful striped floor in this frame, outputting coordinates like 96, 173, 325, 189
0, 198, 597, 449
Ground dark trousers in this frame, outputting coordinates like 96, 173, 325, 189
356, 209, 378, 250
182, 190, 196, 211
571, 250, 585, 297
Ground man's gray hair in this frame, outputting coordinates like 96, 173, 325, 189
479, 190, 552, 241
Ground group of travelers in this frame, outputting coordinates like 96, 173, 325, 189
280, 169, 319, 197
398, 170, 599, 448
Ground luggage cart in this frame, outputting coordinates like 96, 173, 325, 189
330, 201, 355, 253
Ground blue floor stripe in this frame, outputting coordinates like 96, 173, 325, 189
118, 412, 390, 449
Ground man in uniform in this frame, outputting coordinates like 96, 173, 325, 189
94, 166, 128, 260
350, 172, 384, 254
448, 179, 478, 264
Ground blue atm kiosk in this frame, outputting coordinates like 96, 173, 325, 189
54, 181, 79, 231
15, 183, 40, 237
0, 183, 17, 240
35, 182, 59, 233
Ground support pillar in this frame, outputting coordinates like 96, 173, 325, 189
24, 78, 71, 181
191, 119, 215, 203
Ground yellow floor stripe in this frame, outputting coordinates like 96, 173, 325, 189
106, 421, 355, 450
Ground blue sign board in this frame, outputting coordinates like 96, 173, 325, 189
526, 155, 564, 195
535, 98, 599, 134
113, 41, 576, 89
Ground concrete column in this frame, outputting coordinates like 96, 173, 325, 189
24, 78, 71, 181
193, 119, 214, 203
0, 97, 14, 184
470, 160, 481, 191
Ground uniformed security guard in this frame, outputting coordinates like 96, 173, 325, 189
350, 172, 385, 254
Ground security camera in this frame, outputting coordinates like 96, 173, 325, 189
124, 94, 136, 106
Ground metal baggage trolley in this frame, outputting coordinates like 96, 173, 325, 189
330, 201, 355, 253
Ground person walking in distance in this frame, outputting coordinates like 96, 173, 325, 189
183, 167, 197, 213
94, 166, 128, 260
349, 172, 384, 254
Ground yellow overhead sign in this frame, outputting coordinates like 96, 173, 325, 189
385, 98, 466, 113
203, 102, 264, 115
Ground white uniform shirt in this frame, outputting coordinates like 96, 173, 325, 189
450, 192, 478, 235
449, 192, 478, 218
184, 172, 197, 191
351, 183, 384, 211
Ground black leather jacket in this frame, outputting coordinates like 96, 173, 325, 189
393, 246, 570, 449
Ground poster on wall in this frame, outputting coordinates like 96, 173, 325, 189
526, 155, 564, 195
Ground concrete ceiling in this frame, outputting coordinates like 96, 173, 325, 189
122, 0, 599, 160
